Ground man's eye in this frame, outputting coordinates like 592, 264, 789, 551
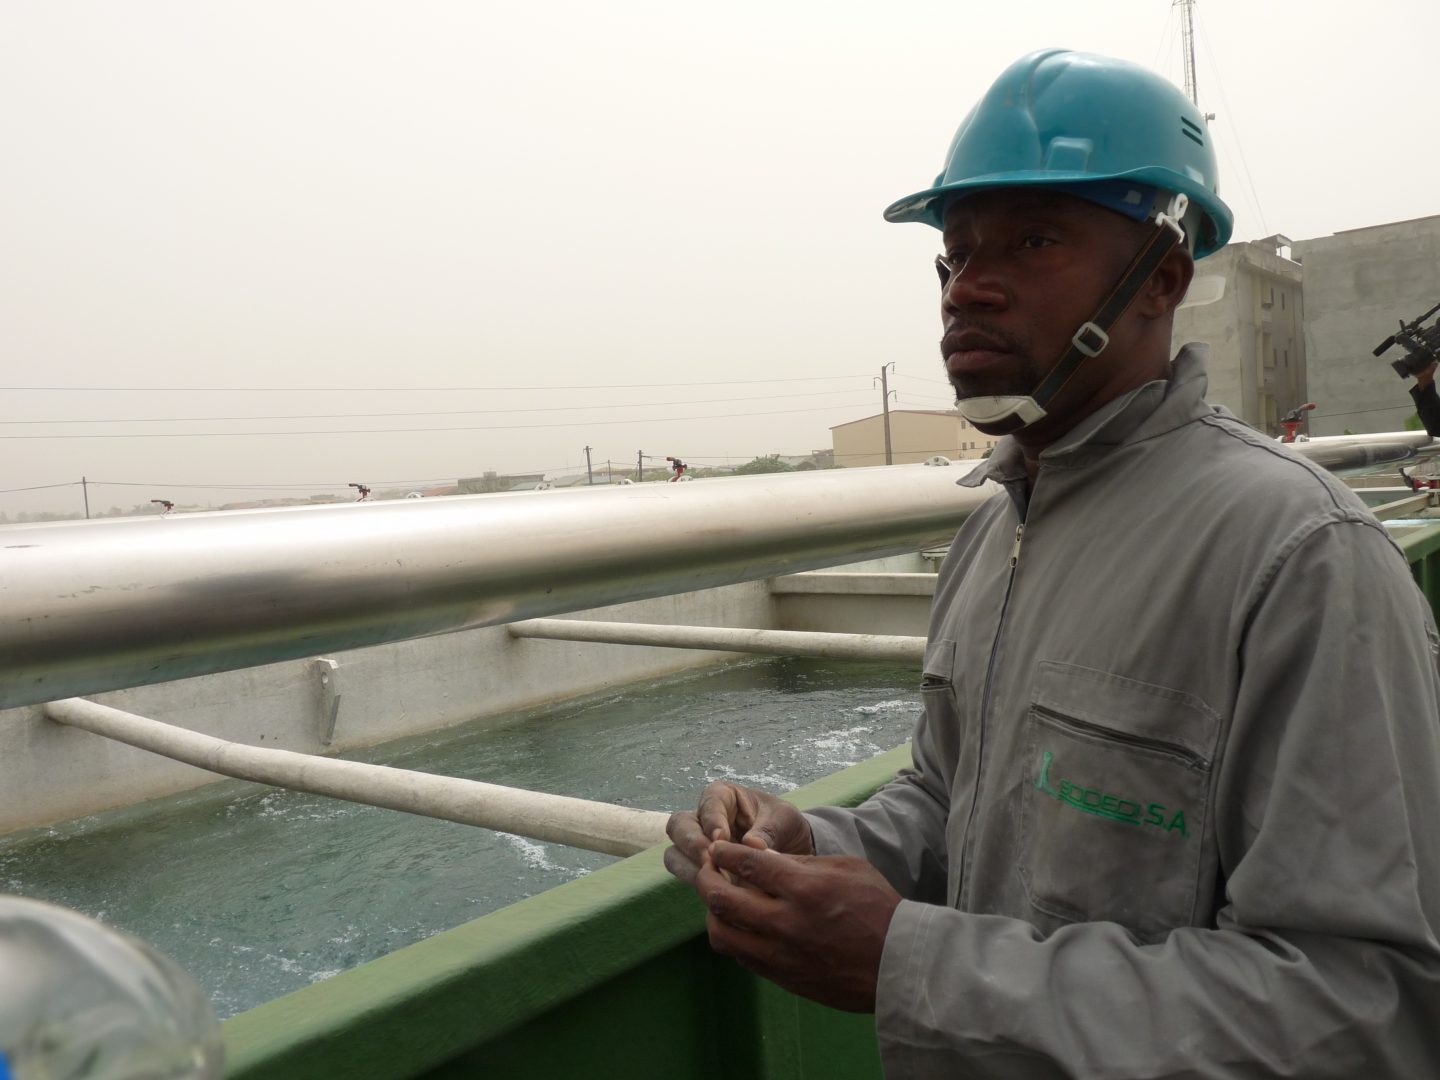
1020, 234, 1057, 249
935, 252, 968, 286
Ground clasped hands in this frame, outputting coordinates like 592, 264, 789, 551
664, 781, 901, 1013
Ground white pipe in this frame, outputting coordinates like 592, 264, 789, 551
508, 619, 926, 664
42, 698, 669, 857
1371, 493, 1434, 521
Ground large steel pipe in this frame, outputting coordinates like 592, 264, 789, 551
1294, 431, 1433, 451
43, 697, 669, 856
1289, 431, 1434, 472
508, 619, 927, 664
0, 464, 986, 709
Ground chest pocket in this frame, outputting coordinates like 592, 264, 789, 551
919, 638, 963, 798
1017, 661, 1218, 943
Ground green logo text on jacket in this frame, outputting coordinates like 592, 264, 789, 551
1035, 748, 1189, 838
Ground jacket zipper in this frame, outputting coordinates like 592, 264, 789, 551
957, 518, 1027, 910
1031, 704, 1210, 769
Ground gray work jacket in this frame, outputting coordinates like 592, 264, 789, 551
808, 345, 1440, 1078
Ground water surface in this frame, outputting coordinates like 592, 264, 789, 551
1, 657, 918, 1018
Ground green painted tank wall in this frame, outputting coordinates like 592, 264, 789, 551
222, 747, 905, 1080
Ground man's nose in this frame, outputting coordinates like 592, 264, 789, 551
941, 252, 1008, 312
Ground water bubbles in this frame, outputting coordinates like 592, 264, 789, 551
710, 763, 797, 793
262, 952, 307, 976
495, 833, 588, 880
854, 699, 916, 716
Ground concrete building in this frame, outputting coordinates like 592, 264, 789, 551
1171, 238, 1305, 433
1169, 214, 1440, 438
1293, 215, 1440, 436
831, 408, 1000, 467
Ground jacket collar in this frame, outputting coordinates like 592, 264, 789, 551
959, 343, 1214, 489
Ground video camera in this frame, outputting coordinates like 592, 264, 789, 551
1374, 299, 1440, 378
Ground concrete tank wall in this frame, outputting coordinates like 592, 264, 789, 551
0, 582, 772, 834
0, 558, 937, 835
771, 573, 936, 638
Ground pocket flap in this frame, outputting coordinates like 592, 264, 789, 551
923, 638, 957, 683
1032, 661, 1219, 762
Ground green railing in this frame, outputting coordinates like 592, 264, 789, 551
1402, 522, 1440, 614
222, 746, 907, 1080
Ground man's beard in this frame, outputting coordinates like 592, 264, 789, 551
939, 322, 1043, 402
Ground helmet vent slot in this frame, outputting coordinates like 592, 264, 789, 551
1179, 116, 1205, 147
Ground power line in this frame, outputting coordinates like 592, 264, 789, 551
893, 372, 953, 389
0, 389, 871, 426
1309, 404, 1414, 421
1150, 4, 1179, 81
0, 481, 84, 494
0, 402, 867, 440
1195, 14, 1269, 237
0, 375, 869, 393
2, 442, 992, 504
84, 478, 462, 491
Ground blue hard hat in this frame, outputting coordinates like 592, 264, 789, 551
884, 49, 1234, 258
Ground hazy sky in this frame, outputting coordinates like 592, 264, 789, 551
3, 0, 1436, 515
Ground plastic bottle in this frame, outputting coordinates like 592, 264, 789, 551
0, 895, 221, 1079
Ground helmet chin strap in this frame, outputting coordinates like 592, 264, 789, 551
957, 395, 1046, 430
959, 193, 1190, 436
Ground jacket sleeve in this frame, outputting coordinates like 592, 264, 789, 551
873, 517, 1440, 1079
804, 700, 951, 905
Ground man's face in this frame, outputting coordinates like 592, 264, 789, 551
938, 188, 1149, 431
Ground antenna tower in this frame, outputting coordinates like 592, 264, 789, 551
1173, 0, 1199, 106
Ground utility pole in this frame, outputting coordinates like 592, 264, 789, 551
81, 476, 90, 520
635, 450, 646, 481
583, 445, 594, 486
876, 363, 896, 465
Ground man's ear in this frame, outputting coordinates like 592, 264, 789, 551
1137, 249, 1195, 318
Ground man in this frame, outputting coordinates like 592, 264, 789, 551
666, 49, 1440, 1077
1411, 360, 1440, 437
